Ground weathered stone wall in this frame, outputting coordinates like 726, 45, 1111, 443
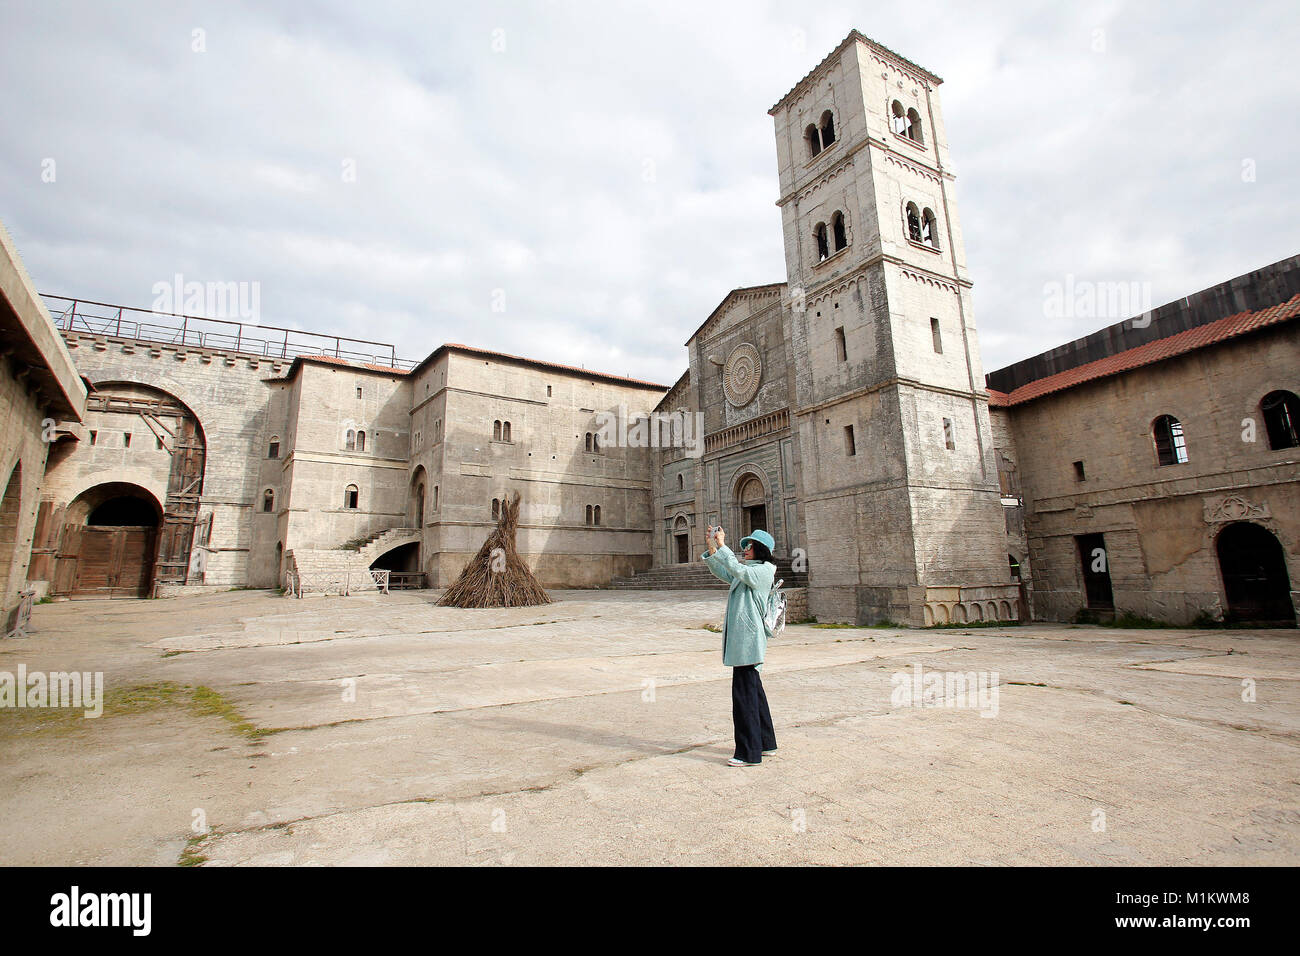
425, 351, 665, 588
0, 358, 52, 620
1003, 324, 1300, 623
50, 335, 286, 587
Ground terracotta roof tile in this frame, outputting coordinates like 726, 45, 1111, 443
997, 293, 1300, 407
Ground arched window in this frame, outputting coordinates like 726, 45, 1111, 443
906, 108, 924, 144
502, 421, 511, 442
805, 123, 821, 159
819, 110, 836, 148
1152, 415, 1189, 465
492, 498, 500, 519
585, 505, 593, 525
891, 100, 908, 135
344, 484, 359, 509
905, 203, 922, 243
356, 430, 365, 452
1009, 554, 1022, 580
585, 432, 592, 452
493, 420, 502, 441
593, 505, 601, 526
1261, 390, 1300, 449
267, 436, 280, 459
592, 433, 601, 453
262, 489, 274, 513
831, 211, 847, 251
677, 473, 684, 491
921, 208, 939, 248
345, 429, 356, 451
814, 222, 830, 262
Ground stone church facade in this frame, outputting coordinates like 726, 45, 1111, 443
2, 30, 1296, 628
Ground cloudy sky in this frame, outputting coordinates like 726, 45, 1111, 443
2, 0, 1297, 385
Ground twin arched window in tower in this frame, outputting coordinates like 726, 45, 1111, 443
891, 101, 924, 145
804, 110, 837, 159
905, 202, 940, 250
813, 211, 849, 262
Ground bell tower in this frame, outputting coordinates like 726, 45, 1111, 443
770, 30, 1017, 626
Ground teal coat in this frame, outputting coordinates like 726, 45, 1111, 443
702, 545, 776, 669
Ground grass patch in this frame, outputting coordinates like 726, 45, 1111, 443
0, 680, 267, 740
178, 834, 211, 867
701, 623, 721, 633
36, 595, 55, 605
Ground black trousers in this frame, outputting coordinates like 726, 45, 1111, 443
731, 664, 776, 763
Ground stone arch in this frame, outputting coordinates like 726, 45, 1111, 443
934, 603, 950, 624
1215, 521, 1295, 624
58, 482, 164, 597
952, 603, 967, 624
0, 461, 23, 611
999, 600, 1012, 620
969, 602, 983, 622
410, 465, 428, 529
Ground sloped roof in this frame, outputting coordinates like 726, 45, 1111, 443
768, 29, 942, 116
989, 293, 1300, 408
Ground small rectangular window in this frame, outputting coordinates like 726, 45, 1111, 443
835, 327, 847, 362
942, 418, 954, 450
156, 436, 164, 450
356, 387, 363, 399
931, 318, 943, 354
547, 385, 552, 397
268, 441, 280, 459
123, 433, 131, 448
844, 425, 856, 456
1073, 460, 1086, 481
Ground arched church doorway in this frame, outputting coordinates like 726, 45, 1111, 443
57, 483, 162, 598
1216, 522, 1295, 625
674, 515, 690, 564
737, 475, 767, 539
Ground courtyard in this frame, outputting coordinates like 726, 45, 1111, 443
1, 588, 1297, 866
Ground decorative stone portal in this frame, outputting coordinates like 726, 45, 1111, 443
738, 475, 767, 540
1215, 521, 1295, 625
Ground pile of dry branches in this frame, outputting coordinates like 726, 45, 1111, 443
437, 492, 552, 608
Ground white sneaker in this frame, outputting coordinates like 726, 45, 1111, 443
762, 749, 777, 756
727, 757, 759, 767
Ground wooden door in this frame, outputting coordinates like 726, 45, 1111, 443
66, 526, 155, 598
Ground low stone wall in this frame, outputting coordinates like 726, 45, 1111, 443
784, 587, 808, 623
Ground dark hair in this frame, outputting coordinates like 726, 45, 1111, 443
749, 540, 773, 564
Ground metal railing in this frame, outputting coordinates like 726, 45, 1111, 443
288, 569, 390, 597
43, 294, 417, 370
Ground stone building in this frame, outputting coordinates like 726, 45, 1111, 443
24, 301, 665, 598
0, 221, 87, 631
645, 30, 1020, 628
3, 30, 1296, 627
986, 256, 1300, 625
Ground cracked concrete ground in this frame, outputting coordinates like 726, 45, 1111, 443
1, 589, 1297, 866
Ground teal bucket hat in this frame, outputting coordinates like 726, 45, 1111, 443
738, 529, 775, 553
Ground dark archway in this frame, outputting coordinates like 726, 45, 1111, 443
58, 483, 163, 598
1216, 522, 1295, 625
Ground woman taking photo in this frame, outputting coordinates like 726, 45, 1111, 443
702, 525, 778, 766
